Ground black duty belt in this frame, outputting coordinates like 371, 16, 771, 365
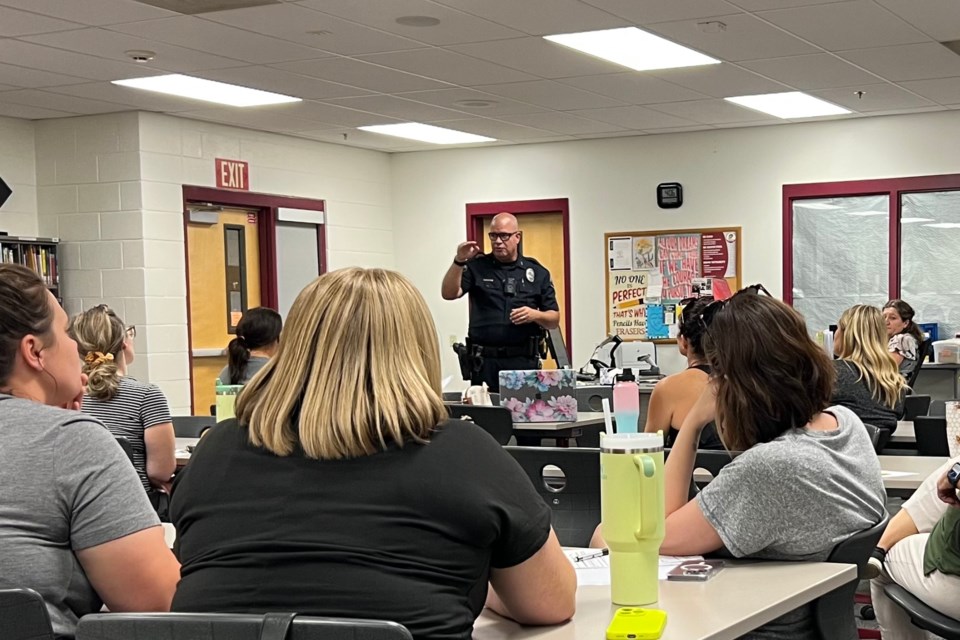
470, 342, 538, 359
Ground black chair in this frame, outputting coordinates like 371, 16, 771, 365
813, 515, 888, 640
114, 436, 135, 465
693, 449, 740, 478
441, 391, 462, 402
906, 339, 933, 389
575, 384, 611, 412
0, 588, 54, 640
883, 583, 960, 640
172, 416, 216, 438
902, 394, 931, 421
914, 415, 950, 456
76, 613, 412, 640
930, 399, 947, 416
447, 404, 513, 445
504, 446, 600, 547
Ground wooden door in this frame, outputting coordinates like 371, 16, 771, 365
187, 208, 261, 414
483, 212, 567, 369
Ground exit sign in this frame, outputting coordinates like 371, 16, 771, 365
216, 158, 249, 191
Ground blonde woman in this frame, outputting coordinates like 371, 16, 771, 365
832, 305, 906, 433
170, 268, 575, 638
70, 306, 176, 497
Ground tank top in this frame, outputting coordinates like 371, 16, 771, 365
665, 364, 725, 450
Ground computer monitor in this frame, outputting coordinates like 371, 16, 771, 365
547, 327, 571, 369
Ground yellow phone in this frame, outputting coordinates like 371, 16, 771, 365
605, 607, 668, 640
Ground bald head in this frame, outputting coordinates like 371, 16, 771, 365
488, 212, 521, 262
490, 212, 519, 233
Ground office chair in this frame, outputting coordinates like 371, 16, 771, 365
172, 415, 216, 438
114, 436, 135, 465
902, 394, 931, 421
0, 588, 54, 640
504, 446, 600, 547
905, 340, 933, 389
447, 404, 513, 445
76, 613, 412, 640
913, 416, 951, 456
813, 515, 888, 640
883, 583, 960, 640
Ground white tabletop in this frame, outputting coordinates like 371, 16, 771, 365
474, 561, 855, 640
512, 412, 606, 431
890, 421, 915, 445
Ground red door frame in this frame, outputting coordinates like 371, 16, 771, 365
465, 198, 573, 357
181, 185, 326, 413
782, 173, 960, 305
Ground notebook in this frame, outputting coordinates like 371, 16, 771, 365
498, 369, 578, 423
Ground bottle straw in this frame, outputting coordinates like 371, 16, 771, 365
601, 398, 614, 435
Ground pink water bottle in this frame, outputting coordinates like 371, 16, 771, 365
613, 368, 640, 434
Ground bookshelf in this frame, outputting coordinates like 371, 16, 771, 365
0, 234, 61, 301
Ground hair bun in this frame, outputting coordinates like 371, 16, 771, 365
84, 351, 114, 367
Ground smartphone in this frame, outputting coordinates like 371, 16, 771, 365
605, 607, 667, 640
666, 559, 724, 582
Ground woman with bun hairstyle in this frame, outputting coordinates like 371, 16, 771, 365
217, 307, 282, 385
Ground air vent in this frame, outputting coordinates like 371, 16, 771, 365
134, 0, 279, 15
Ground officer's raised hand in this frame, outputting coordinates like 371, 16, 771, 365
510, 306, 542, 325
455, 241, 481, 263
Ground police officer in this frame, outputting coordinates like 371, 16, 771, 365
441, 212, 560, 391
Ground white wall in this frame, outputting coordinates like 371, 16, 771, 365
392, 110, 960, 383
0, 116, 37, 236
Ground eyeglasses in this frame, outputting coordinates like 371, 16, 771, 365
125, 326, 137, 339
700, 283, 772, 330
488, 231, 519, 242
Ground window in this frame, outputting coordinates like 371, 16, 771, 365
224, 224, 247, 334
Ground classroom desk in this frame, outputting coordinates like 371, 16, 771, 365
474, 561, 856, 640
512, 412, 605, 441
916, 363, 960, 400
175, 437, 197, 467
889, 421, 915, 446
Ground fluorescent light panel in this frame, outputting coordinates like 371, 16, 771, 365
358, 123, 495, 145
112, 74, 300, 107
544, 27, 719, 72
725, 92, 849, 119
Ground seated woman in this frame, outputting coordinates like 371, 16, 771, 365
216, 307, 282, 385
882, 299, 923, 377
869, 456, 960, 639
0, 264, 179, 638
643, 296, 722, 450
70, 305, 177, 498
658, 291, 885, 639
832, 305, 906, 433
170, 268, 576, 638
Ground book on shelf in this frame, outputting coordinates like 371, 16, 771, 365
0, 237, 59, 288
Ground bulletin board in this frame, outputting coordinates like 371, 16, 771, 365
605, 227, 742, 342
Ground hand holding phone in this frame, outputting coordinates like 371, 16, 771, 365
606, 607, 667, 640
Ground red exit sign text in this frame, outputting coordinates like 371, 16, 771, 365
216, 158, 249, 191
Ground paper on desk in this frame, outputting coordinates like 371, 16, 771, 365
564, 549, 704, 585
881, 470, 917, 479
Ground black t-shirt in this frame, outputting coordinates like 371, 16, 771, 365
460, 254, 559, 345
169, 419, 551, 640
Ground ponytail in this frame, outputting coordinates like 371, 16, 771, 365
227, 336, 251, 385
228, 307, 283, 384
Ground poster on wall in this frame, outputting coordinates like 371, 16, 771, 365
701, 231, 737, 278
608, 270, 648, 338
632, 236, 656, 270
608, 236, 632, 270
658, 234, 701, 300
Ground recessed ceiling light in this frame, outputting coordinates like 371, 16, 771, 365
111, 74, 301, 107
395, 15, 440, 27
901, 217, 934, 224
725, 92, 850, 119
454, 99, 499, 108
923, 222, 960, 229
358, 123, 495, 145
543, 27, 720, 72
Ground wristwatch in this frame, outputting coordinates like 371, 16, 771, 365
453, 257, 468, 266
948, 462, 960, 488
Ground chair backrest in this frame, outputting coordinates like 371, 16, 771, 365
906, 340, 933, 388
813, 515, 889, 640
575, 384, 611, 412
547, 327, 571, 369
914, 415, 950, 456
693, 449, 740, 479
172, 415, 216, 438
447, 405, 513, 445
76, 613, 412, 640
504, 446, 600, 547
903, 394, 932, 421
883, 583, 960, 640
0, 588, 54, 640
931, 399, 947, 416
114, 436, 135, 464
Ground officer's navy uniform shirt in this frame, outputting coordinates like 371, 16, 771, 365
460, 254, 559, 346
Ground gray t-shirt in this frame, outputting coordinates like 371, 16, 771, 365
696, 405, 886, 640
216, 355, 270, 386
0, 395, 160, 639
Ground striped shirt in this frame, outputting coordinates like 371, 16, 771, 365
81, 377, 172, 491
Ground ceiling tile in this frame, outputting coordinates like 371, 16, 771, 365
740, 53, 881, 90
725, 0, 848, 9
23, 28, 243, 72
0, 89, 132, 114
712, 119, 782, 128
201, 4, 425, 55
899, 77, 960, 105
647, 98, 779, 123
0, 6, 83, 36
639, 125, 712, 134
199, 66, 372, 100
647, 13, 819, 62
580, 0, 741, 24
323, 94, 471, 121
0, 100, 74, 119
874, 0, 960, 43
840, 43, 960, 82
558, 72, 709, 104
0, 40, 159, 81
272, 57, 452, 93
111, 16, 328, 64
420, 117, 557, 140
0, 0, 177, 25
295, 0, 525, 45
296, 127, 421, 150
0, 62, 86, 89
650, 64, 790, 98
178, 106, 343, 133
449, 37, 627, 79
395, 87, 544, 116
757, 0, 931, 51
810, 83, 937, 112
567, 105, 698, 129
430, 0, 628, 36
45, 81, 219, 111
495, 111, 627, 135
472, 80, 626, 110
357, 48, 535, 86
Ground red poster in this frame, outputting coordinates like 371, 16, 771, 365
701, 232, 729, 278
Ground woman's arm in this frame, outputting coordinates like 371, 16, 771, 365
145, 422, 176, 493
